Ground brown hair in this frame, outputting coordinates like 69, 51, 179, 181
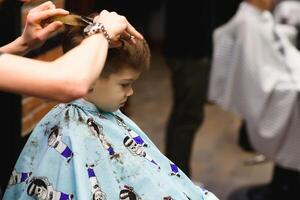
61, 14, 150, 78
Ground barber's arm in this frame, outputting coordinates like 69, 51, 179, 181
0, 7, 143, 102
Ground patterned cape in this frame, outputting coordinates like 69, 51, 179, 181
3, 99, 218, 200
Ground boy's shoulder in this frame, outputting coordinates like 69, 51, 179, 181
43, 100, 138, 131
36, 100, 96, 126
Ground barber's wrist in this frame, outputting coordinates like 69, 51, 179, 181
84, 31, 109, 48
17, 36, 30, 52
84, 22, 111, 44
0, 36, 30, 56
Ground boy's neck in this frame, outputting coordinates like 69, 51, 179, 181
81, 97, 111, 113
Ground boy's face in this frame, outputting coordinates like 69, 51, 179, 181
86, 65, 141, 112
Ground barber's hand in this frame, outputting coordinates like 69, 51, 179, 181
94, 10, 143, 47
20, 1, 69, 50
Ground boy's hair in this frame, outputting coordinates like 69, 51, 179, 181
62, 14, 150, 78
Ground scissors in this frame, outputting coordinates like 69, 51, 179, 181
80, 15, 93, 25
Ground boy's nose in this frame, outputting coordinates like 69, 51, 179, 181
126, 88, 134, 97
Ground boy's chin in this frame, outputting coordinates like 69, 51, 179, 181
100, 106, 119, 112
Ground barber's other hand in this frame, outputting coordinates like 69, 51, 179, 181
94, 10, 143, 47
21, 1, 69, 50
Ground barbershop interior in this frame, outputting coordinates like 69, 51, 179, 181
1, 0, 300, 199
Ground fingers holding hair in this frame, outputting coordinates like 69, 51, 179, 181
120, 32, 135, 44
21, 1, 69, 51
37, 21, 64, 41
93, 10, 143, 47
124, 21, 143, 40
28, 8, 69, 23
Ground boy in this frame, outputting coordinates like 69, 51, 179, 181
3, 19, 218, 200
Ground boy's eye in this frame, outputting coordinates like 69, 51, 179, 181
120, 83, 130, 87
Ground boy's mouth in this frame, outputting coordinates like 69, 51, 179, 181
120, 100, 127, 106
120, 98, 127, 107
